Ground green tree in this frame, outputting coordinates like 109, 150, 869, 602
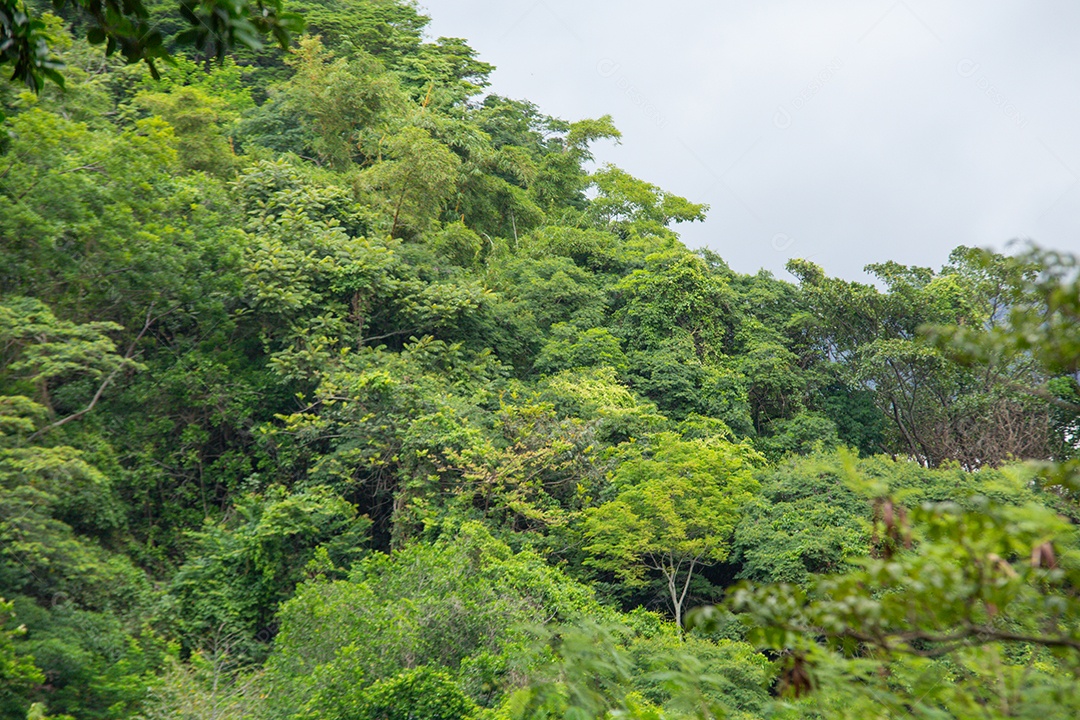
927, 245, 1080, 465
291, 0, 491, 106
0, 0, 301, 91
718, 467, 1080, 719
137, 650, 265, 720
12, 596, 159, 720
788, 250, 1050, 468
0, 296, 144, 428
280, 36, 406, 168
168, 485, 370, 659
583, 434, 760, 627
588, 165, 707, 240
308, 666, 479, 720
502, 619, 771, 720
266, 522, 612, 716
731, 451, 1037, 588
361, 125, 460, 237
531, 115, 620, 211
134, 86, 238, 176
536, 366, 667, 445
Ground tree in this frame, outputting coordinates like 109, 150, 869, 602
11, 596, 159, 719
531, 115, 620, 211
134, 86, 238, 176
588, 165, 707, 240
582, 434, 760, 627
280, 36, 406, 168
616, 251, 736, 358
0, 0, 302, 91
137, 650, 265, 720
167, 485, 370, 659
732, 451, 1036, 586
308, 666, 479, 720
927, 244, 1080, 465
692, 245, 1080, 715
0, 296, 146, 437
288, 0, 491, 107
788, 251, 1051, 468
712, 467, 1080, 719
504, 620, 772, 720
265, 522, 612, 717
361, 125, 460, 237
536, 366, 667, 445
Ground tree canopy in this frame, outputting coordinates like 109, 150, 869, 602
0, 2, 1078, 718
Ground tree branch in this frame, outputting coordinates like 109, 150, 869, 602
1010, 381, 1080, 413
362, 328, 420, 344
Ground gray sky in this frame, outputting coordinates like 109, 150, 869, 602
419, 1, 1080, 282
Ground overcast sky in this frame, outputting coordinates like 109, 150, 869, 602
419, 1, 1080, 281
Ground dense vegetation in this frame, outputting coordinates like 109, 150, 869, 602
1, 2, 1079, 718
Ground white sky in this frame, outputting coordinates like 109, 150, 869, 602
419, 0, 1080, 282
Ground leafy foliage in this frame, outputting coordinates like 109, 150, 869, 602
584, 435, 760, 626
2, 4, 1079, 718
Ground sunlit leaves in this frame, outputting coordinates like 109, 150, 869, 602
583, 434, 761, 626
360, 125, 460, 237
282, 36, 406, 168
589, 165, 707, 240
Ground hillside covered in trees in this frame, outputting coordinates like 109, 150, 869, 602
2, 1, 1080, 718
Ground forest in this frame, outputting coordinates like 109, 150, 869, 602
1, 0, 1079, 718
